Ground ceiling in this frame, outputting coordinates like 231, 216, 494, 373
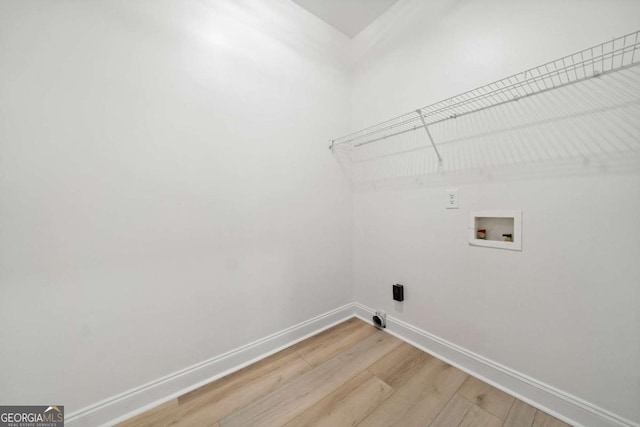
292, 0, 400, 38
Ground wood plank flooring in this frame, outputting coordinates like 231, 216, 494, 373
118, 318, 573, 427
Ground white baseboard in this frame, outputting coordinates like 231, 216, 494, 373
65, 303, 355, 427
353, 302, 639, 427
66, 302, 637, 427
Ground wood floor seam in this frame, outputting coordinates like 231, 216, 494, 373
504, 398, 517, 422
427, 392, 471, 427
370, 372, 394, 392
294, 350, 314, 369
456, 392, 482, 406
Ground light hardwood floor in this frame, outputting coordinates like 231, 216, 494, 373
118, 318, 572, 427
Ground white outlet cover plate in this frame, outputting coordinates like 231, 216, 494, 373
446, 189, 459, 209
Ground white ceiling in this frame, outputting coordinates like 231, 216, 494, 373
292, 0, 400, 38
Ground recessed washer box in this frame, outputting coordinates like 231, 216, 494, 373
469, 210, 522, 251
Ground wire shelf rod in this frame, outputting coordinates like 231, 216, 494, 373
331, 30, 640, 149
341, 61, 640, 149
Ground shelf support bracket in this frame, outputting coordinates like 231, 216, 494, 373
416, 109, 443, 163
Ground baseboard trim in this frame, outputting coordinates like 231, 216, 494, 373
353, 302, 638, 427
67, 302, 637, 427
65, 303, 355, 427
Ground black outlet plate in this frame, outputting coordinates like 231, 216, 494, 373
393, 284, 404, 302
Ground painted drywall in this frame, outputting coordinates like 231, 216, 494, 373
350, 0, 640, 423
0, 0, 352, 413
2, 0, 639, 423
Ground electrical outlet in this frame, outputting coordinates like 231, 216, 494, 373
393, 284, 404, 301
446, 189, 459, 209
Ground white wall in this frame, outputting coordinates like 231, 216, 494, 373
350, 0, 640, 424
2, 0, 639, 424
0, 0, 352, 413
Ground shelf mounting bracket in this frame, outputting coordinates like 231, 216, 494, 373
416, 109, 443, 163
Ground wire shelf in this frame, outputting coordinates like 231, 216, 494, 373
331, 30, 640, 151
